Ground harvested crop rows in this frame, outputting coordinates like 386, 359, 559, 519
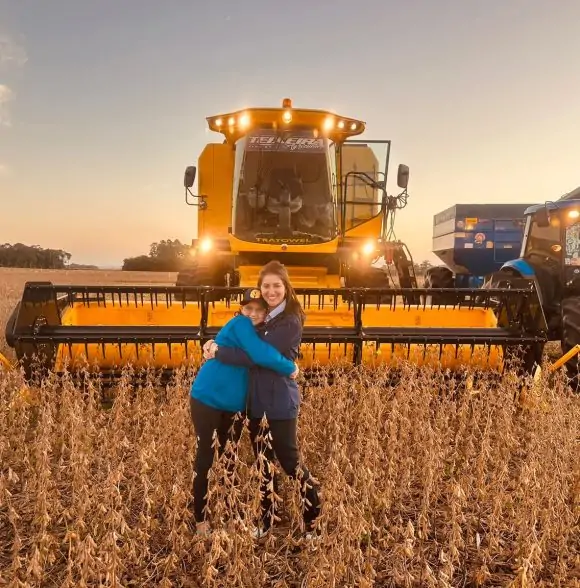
1, 269, 579, 587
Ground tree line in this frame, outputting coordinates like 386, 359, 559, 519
0, 243, 72, 269
122, 239, 192, 271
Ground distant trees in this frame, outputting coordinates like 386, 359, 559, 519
0, 243, 72, 269
122, 239, 191, 271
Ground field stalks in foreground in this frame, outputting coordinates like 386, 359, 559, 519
0, 364, 579, 587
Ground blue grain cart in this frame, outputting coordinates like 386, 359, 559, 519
430, 203, 537, 287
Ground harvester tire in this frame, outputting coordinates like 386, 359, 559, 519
176, 264, 220, 302
423, 266, 455, 305
4, 302, 20, 348
344, 266, 392, 304
560, 296, 580, 393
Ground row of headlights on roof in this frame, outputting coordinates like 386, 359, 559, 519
211, 112, 358, 132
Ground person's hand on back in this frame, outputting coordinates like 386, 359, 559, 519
203, 340, 217, 360
290, 363, 299, 380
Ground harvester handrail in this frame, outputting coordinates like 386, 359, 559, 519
17, 283, 542, 309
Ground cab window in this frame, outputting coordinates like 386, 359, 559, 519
524, 215, 561, 261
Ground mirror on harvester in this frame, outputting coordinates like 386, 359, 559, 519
184, 166, 197, 188
397, 164, 409, 189
536, 207, 550, 227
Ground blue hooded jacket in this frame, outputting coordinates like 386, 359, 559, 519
214, 310, 303, 420
190, 314, 296, 414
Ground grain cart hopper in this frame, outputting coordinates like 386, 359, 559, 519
3, 99, 548, 383
427, 203, 536, 294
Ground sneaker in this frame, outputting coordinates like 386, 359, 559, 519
303, 529, 321, 549
251, 525, 271, 542
195, 521, 212, 538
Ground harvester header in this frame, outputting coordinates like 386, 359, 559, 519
5, 281, 548, 384
206, 97, 366, 143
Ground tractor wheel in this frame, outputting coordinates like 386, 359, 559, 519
481, 269, 546, 377
4, 302, 20, 348
479, 268, 532, 297
560, 296, 580, 393
423, 266, 455, 305
482, 265, 561, 339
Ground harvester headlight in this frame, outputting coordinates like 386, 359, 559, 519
350, 122, 357, 130
228, 116, 235, 126
215, 118, 223, 127
568, 210, 580, 219
362, 241, 375, 255
238, 113, 250, 129
199, 238, 213, 253
337, 120, 345, 129
282, 110, 292, 123
323, 117, 334, 131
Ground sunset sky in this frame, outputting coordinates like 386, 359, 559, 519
1, 0, 579, 267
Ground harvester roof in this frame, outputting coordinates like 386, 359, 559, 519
206, 98, 366, 143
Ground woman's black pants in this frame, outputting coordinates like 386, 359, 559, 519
249, 417, 321, 532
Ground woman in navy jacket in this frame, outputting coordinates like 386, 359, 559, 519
204, 260, 321, 540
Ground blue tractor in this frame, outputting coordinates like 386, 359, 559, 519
430, 188, 580, 391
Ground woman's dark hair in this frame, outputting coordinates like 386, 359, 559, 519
258, 260, 306, 324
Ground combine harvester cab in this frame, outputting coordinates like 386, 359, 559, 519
3, 99, 550, 384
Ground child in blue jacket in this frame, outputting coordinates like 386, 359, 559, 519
189, 288, 298, 537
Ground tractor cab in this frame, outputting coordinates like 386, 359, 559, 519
520, 201, 580, 283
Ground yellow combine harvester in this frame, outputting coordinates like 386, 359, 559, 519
4, 99, 548, 383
